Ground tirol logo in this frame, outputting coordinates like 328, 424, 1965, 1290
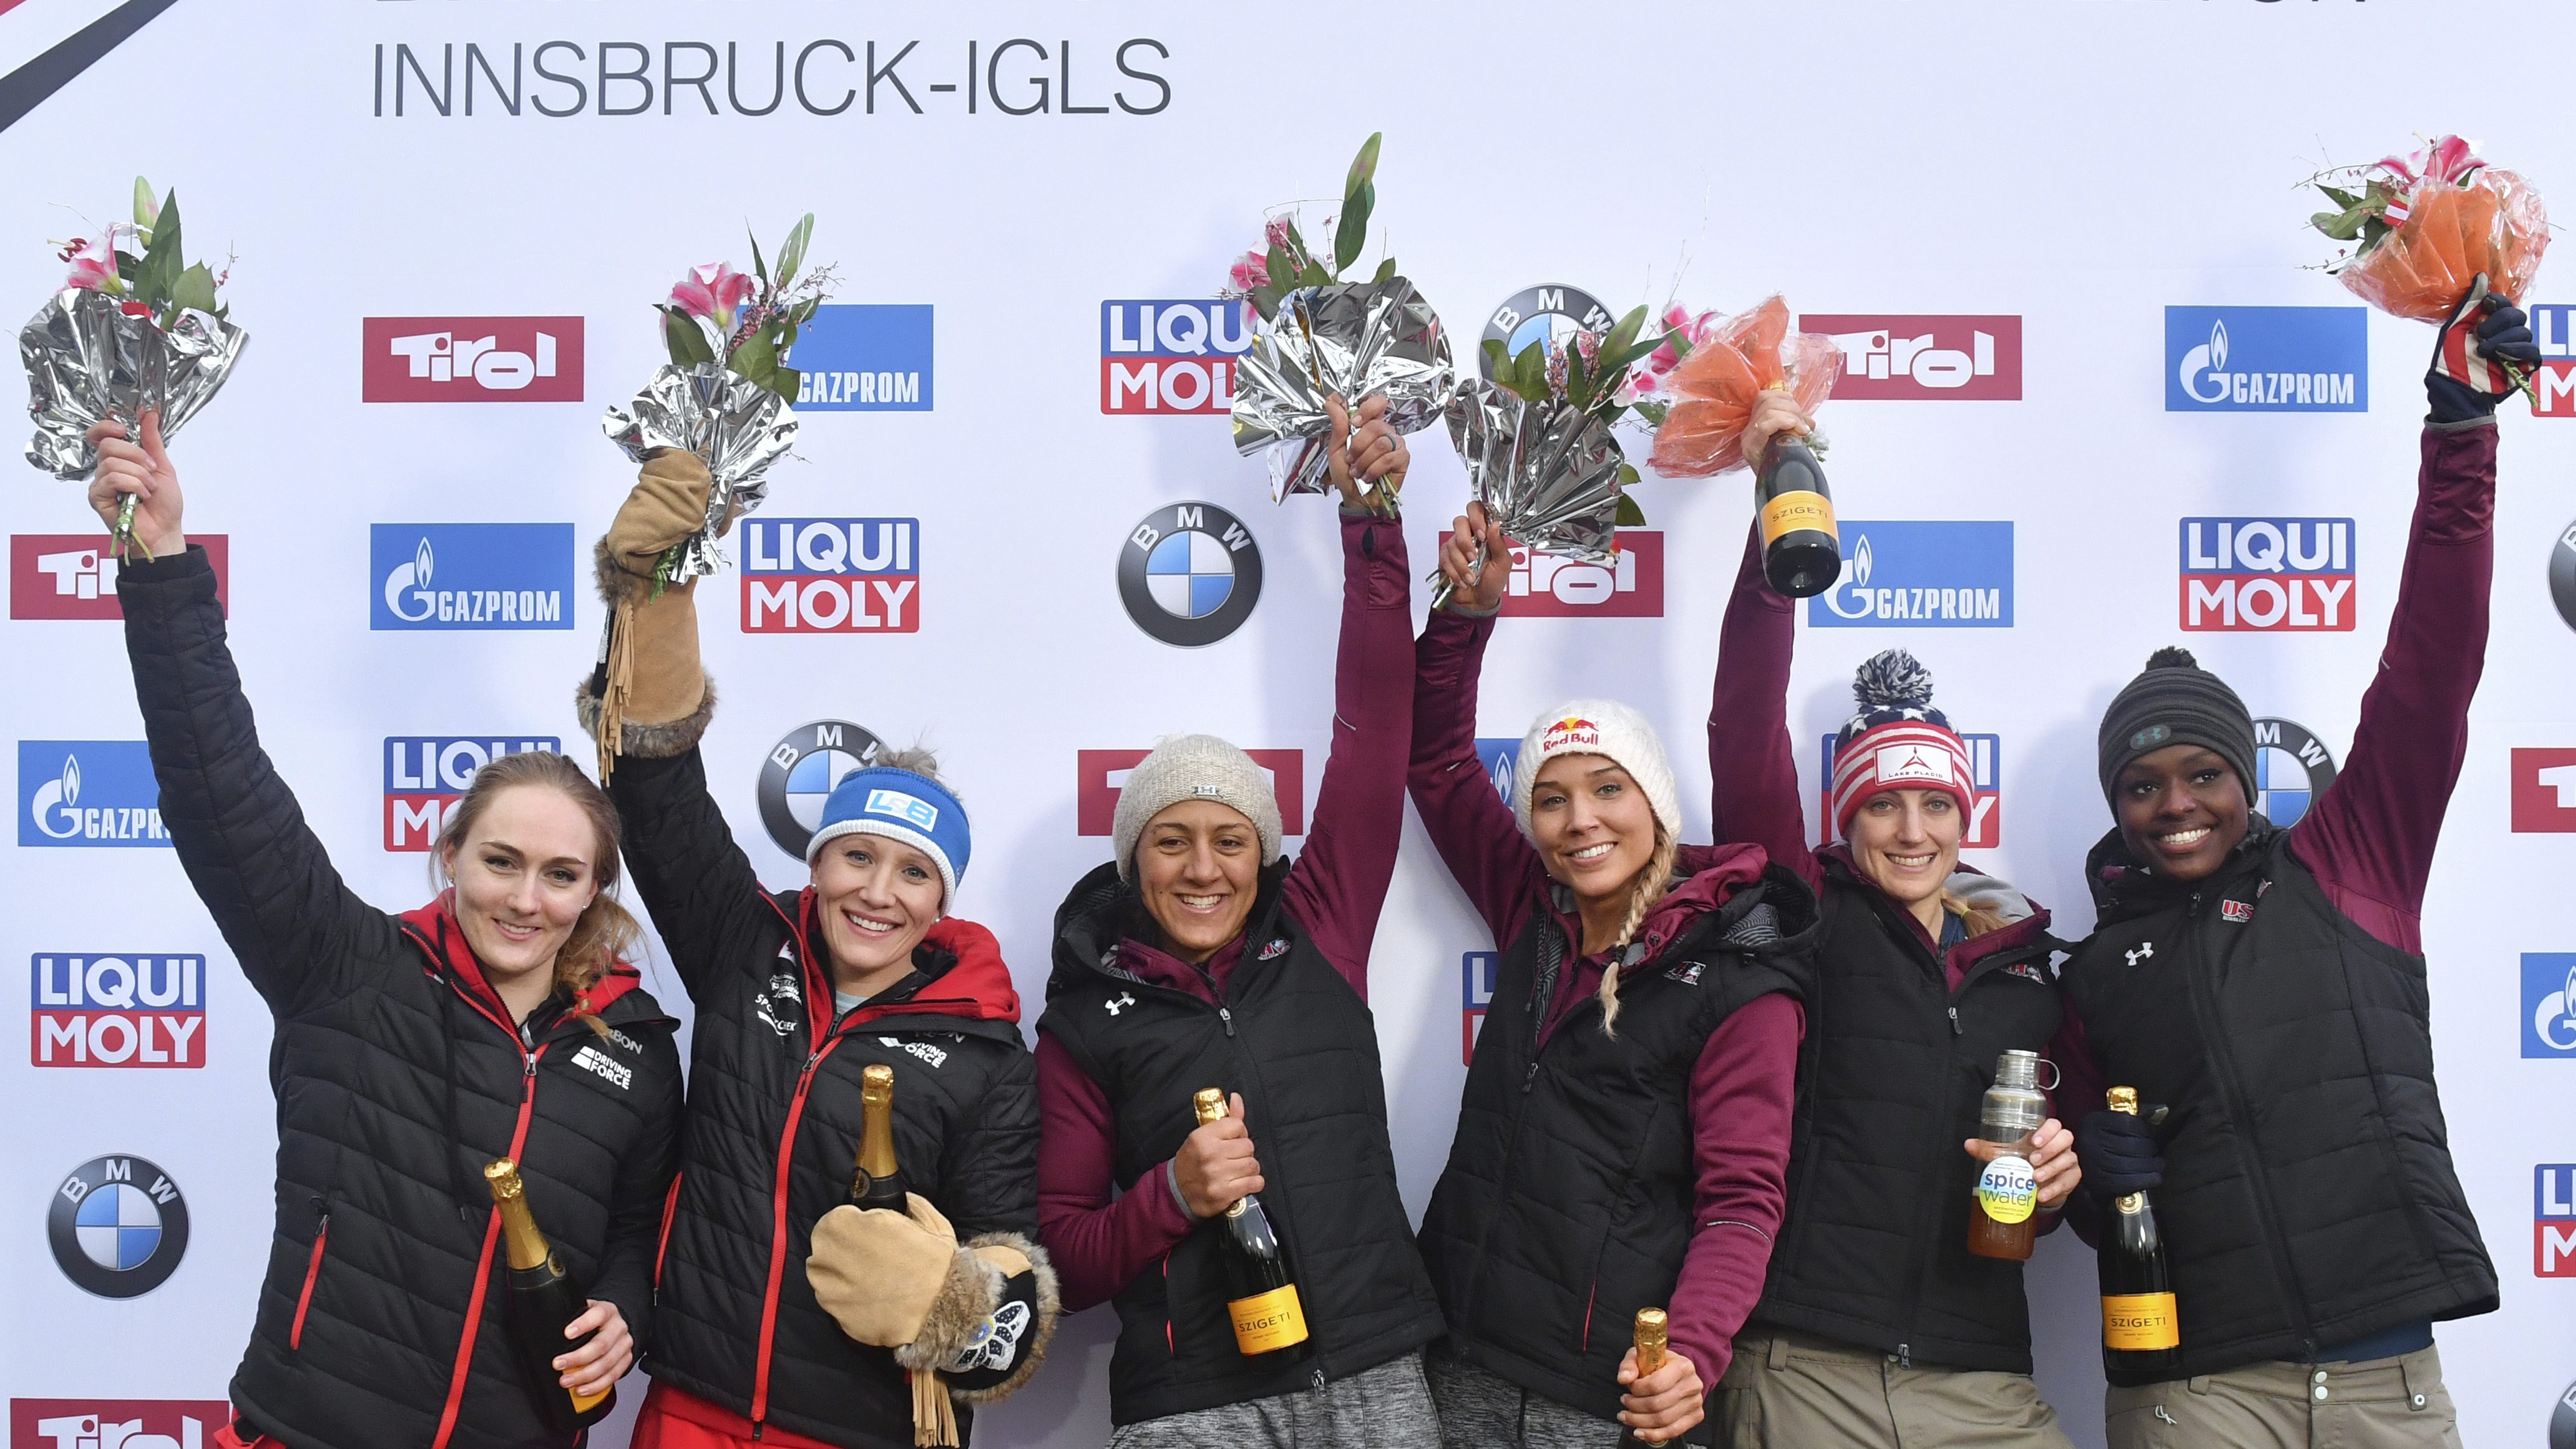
12, 534, 229, 620
1501, 533, 1664, 617
1462, 950, 1498, 1065
2522, 954, 2576, 1058
2252, 717, 2338, 827
11, 1400, 234, 1448
2513, 749, 2576, 833
49, 1155, 189, 1299
1100, 300, 1254, 414
2540, 1164, 2576, 1276
1118, 502, 1262, 647
19, 743, 165, 847
1804, 314, 2021, 400
1480, 284, 1614, 382
1822, 733, 2002, 849
791, 304, 933, 411
1475, 738, 1521, 804
2528, 303, 2576, 417
362, 316, 583, 402
758, 720, 888, 861
32, 955, 205, 1068
2165, 306, 2366, 412
1808, 522, 2013, 627
1075, 749, 1306, 837
2179, 518, 2355, 632
371, 524, 573, 630
2549, 517, 2576, 635
383, 737, 560, 851
740, 519, 920, 633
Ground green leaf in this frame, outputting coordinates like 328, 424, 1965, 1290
166, 261, 218, 318
746, 224, 769, 288
2313, 208, 2366, 242
1296, 259, 1332, 291
1282, 217, 1311, 270
1597, 305, 1647, 369
1334, 178, 1373, 275
1251, 284, 1285, 322
1596, 330, 1667, 381
1511, 340, 1551, 402
2316, 183, 2360, 211
135, 190, 183, 308
1631, 399, 1669, 427
775, 213, 813, 289
1372, 256, 1397, 283
730, 326, 778, 387
769, 365, 801, 404
1564, 338, 1593, 409
1481, 338, 1510, 375
1344, 132, 1382, 199
1614, 489, 1647, 527
2360, 215, 2391, 251
1266, 245, 1295, 292
1667, 331, 1694, 360
661, 308, 716, 367
132, 176, 157, 228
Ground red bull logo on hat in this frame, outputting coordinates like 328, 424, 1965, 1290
1540, 717, 1602, 752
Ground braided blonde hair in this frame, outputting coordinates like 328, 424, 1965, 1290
1595, 826, 1679, 1038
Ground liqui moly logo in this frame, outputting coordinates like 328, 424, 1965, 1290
739, 518, 920, 633
2178, 518, 2355, 632
363, 317, 583, 401
2527, 303, 2576, 417
1500, 533, 1664, 617
18, 743, 165, 847
1462, 950, 1498, 1065
1100, 300, 1254, 414
1074, 748, 1305, 837
11, 1401, 232, 1449
2540, 1164, 2576, 1276
31, 955, 205, 1068
1804, 314, 2022, 400
11, 535, 228, 620
1820, 732, 2002, 849
383, 736, 559, 851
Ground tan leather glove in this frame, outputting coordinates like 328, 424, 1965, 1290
575, 449, 718, 776
807, 1193, 960, 1348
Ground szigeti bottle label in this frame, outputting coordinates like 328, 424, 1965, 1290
1760, 490, 1834, 546
2102, 1292, 2180, 1350
1228, 1284, 1309, 1354
1975, 1154, 2038, 1224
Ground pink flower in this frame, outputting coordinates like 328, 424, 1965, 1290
62, 227, 120, 294
2373, 134, 2484, 194
1265, 216, 1296, 255
1227, 250, 1269, 295
670, 262, 756, 331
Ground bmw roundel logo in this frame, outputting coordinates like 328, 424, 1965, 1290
49, 1154, 189, 1299
2251, 716, 2338, 829
757, 720, 887, 861
1480, 283, 1613, 381
2549, 517, 2576, 634
1118, 502, 1264, 648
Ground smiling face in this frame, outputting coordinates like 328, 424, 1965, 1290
2114, 743, 2251, 882
1528, 754, 1658, 905
810, 832, 945, 988
440, 784, 602, 994
1846, 787, 1964, 912
1135, 799, 1263, 964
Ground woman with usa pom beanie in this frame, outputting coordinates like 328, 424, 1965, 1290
1408, 490, 1823, 1447
1702, 388, 2082, 1449
2056, 290, 2529, 1448
577, 449, 1055, 1449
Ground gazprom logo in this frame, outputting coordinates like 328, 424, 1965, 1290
2165, 306, 2366, 412
1475, 738, 1522, 804
19, 742, 165, 847
371, 524, 573, 630
1809, 522, 2013, 628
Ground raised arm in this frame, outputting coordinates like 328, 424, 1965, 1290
97, 416, 389, 1019
1711, 522, 1822, 890
1407, 511, 1544, 947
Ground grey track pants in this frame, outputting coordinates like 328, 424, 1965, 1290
1106, 1352, 1442, 1449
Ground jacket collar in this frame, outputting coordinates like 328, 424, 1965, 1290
396, 892, 655, 1028
2084, 815, 2278, 927
1817, 844, 2057, 967
1047, 857, 1290, 1003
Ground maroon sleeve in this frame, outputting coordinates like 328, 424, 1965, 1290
1035, 1030, 1195, 1313
1279, 511, 1415, 1000
1407, 606, 1543, 947
2289, 420, 2497, 954
1665, 992, 1803, 1388
1710, 522, 1823, 890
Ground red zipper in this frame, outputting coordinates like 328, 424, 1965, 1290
654, 1172, 684, 1290
290, 1219, 329, 1349
749, 1037, 847, 1425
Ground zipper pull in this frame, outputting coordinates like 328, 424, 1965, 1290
1218, 1007, 1237, 1038
1311, 1367, 1327, 1390
523, 1052, 538, 1078
1522, 1061, 1539, 1093
1898, 1343, 1911, 1368
1946, 1006, 1962, 1037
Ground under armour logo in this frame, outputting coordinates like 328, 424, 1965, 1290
2126, 942, 2155, 967
1105, 992, 1136, 1017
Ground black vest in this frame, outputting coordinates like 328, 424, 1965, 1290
1753, 862, 2065, 1373
2060, 824, 2497, 1384
1417, 866, 1818, 1440
1038, 862, 1445, 1426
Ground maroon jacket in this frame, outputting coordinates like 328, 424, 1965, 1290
1036, 509, 1413, 1312
1407, 604, 1802, 1388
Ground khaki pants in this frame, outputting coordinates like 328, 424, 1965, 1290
1717, 1330, 2076, 1449
2103, 1346, 2459, 1449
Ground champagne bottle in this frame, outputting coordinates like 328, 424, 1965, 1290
1967, 1049, 2046, 1261
850, 1063, 905, 1209
2098, 1086, 2180, 1372
1623, 1308, 1671, 1448
1755, 424, 1838, 599
1192, 1088, 1310, 1360
483, 1159, 613, 1433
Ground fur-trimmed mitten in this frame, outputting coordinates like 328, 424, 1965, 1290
573, 447, 718, 779
807, 1194, 1061, 1447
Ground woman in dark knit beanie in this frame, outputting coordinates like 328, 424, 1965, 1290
2054, 282, 2536, 1448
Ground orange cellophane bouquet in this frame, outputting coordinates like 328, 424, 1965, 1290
2313, 134, 2549, 320
1638, 295, 1840, 477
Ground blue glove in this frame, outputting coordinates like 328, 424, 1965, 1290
2426, 273, 2542, 423
2077, 1106, 2167, 1197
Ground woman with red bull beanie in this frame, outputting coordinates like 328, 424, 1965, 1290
1702, 391, 2082, 1448
577, 447, 1057, 1449
1407, 497, 1823, 1447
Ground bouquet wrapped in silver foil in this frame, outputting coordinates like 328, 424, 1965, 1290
22, 286, 247, 482
1433, 377, 1630, 608
1231, 275, 1453, 504
602, 361, 799, 583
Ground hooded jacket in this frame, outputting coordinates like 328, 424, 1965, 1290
118, 546, 684, 1449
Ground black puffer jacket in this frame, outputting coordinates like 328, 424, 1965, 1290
120, 547, 684, 1449
607, 743, 1040, 1449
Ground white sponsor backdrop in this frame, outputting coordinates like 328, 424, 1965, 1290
7, 2, 2576, 1445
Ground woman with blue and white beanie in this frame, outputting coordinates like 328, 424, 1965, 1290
576, 449, 1056, 1449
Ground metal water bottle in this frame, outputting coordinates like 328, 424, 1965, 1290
1967, 1049, 2047, 1261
